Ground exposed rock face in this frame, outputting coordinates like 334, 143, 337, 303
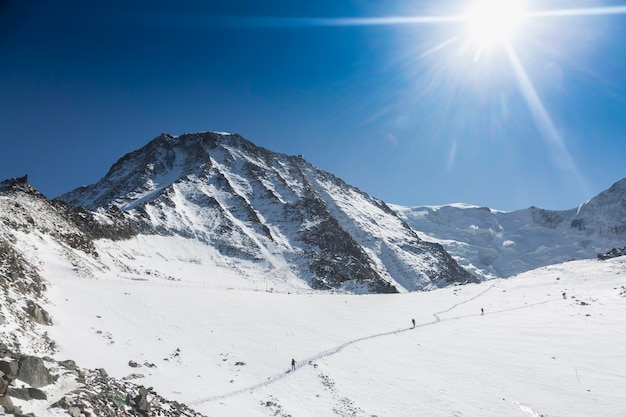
24, 300, 52, 325
598, 246, 626, 260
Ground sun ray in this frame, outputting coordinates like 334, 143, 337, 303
504, 44, 589, 193
504, 44, 560, 145
232, 15, 465, 28
214, 5, 626, 30
420, 36, 460, 59
244, 5, 626, 29
526, 6, 626, 19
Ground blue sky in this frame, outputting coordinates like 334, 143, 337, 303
1, 0, 626, 211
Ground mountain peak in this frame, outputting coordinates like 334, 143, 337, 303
57, 131, 474, 293
607, 177, 626, 194
0, 174, 46, 200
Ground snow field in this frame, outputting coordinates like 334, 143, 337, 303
34, 239, 626, 417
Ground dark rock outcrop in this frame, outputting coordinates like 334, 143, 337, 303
0, 360, 19, 380
598, 246, 626, 260
24, 300, 52, 325
16, 355, 54, 388
7, 387, 47, 401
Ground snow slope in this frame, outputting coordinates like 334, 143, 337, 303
22, 231, 626, 417
392, 179, 626, 279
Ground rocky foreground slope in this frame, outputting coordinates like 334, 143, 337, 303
0, 177, 206, 416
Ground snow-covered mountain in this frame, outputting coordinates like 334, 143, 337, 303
392, 178, 626, 279
57, 131, 474, 292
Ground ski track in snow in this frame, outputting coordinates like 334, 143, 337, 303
432, 284, 494, 322
192, 282, 555, 405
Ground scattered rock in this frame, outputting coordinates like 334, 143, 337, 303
58, 359, 77, 371
51, 396, 73, 409
45, 363, 206, 416
68, 406, 82, 417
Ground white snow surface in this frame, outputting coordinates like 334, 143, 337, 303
17, 232, 626, 417
391, 178, 626, 279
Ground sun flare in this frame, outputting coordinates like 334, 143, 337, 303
466, 0, 527, 47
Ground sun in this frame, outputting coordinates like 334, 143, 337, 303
465, 0, 527, 47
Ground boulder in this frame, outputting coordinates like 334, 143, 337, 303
8, 387, 48, 401
24, 300, 52, 325
0, 360, 18, 380
132, 386, 151, 413
58, 359, 77, 371
16, 356, 54, 388
28, 387, 48, 400
0, 375, 9, 396
68, 406, 82, 417
7, 387, 30, 401
50, 396, 73, 409
0, 394, 17, 414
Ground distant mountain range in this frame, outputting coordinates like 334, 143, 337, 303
392, 178, 626, 279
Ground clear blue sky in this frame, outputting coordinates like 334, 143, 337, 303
1, 0, 625, 211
